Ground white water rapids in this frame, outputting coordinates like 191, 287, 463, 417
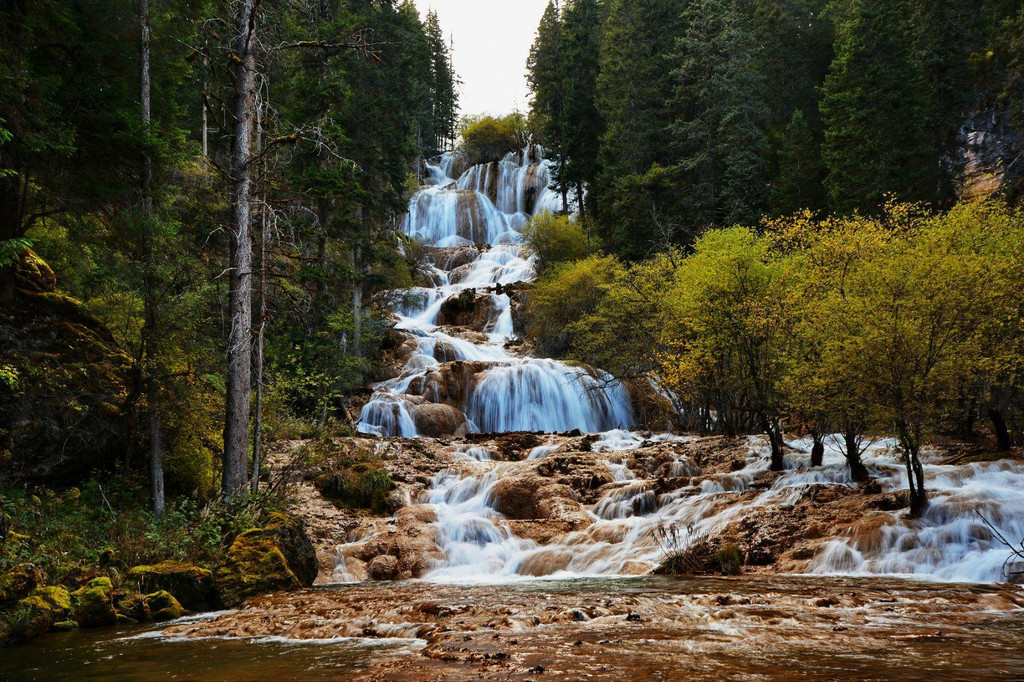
345, 148, 1024, 587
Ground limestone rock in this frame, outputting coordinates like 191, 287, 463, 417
412, 403, 469, 438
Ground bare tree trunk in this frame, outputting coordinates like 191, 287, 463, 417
201, 67, 209, 157
810, 433, 824, 467
222, 0, 257, 497
251, 100, 268, 494
251, 211, 266, 493
989, 407, 1011, 451
844, 428, 870, 482
352, 244, 363, 357
140, 0, 164, 517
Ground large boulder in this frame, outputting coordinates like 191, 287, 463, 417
0, 249, 131, 482
3, 585, 73, 644
262, 513, 318, 587
216, 531, 300, 607
71, 576, 117, 628
215, 513, 317, 606
146, 591, 186, 622
412, 403, 469, 438
126, 562, 218, 612
488, 474, 590, 529
436, 290, 496, 332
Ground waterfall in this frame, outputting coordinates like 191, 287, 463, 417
358, 147, 635, 438
346, 148, 1022, 588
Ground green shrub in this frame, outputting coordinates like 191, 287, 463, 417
525, 254, 621, 357
653, 525, 744, 576
307, 440, 396, 513
522, 213, 589, 272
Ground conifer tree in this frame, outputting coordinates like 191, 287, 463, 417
673, 0, 769, 228
559, 0, 604, 220
527, 1, 568, 210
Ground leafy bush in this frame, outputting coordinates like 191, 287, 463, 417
525, 254, 621, 357
522, 212, 589, 272
0, 473, 287, 583
306, 439, 396, 513
458, 113, 531, 167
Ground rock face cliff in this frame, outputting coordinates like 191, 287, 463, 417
958, 109, 1023, 201
0, 249, 132, 482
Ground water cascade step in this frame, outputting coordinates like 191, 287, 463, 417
344, 148, 1024, 586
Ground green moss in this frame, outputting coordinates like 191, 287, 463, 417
116, 592, 151, 623
0, 564, 43, 609
52, 620, 79, 632
71, 577, 117, 628
126, 561, 217, 612
3, 585, 72, 645
215, 531, 299, 607
146, 590, 185, 622
21, 585, 71, 615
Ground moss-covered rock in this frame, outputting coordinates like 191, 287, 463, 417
52, 620, 79, 632
0, 250, 132, 483
126, 562, 218, 611
263, 513, 318, 587
20, 585, 72, 618
216, 531, 300, 607
71, 577, 117, 628
0, 563, 44, 609
115, 592, 151, 623
4, 585, 73, 644
146, 591, 186, 622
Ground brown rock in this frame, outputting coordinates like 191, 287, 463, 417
412, 403, 469, 438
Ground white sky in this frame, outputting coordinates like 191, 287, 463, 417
412, 0, 550, 117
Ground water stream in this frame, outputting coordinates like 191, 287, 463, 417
351, 148, 1024, 587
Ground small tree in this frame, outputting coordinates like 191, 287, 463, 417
659, 228, 794, 470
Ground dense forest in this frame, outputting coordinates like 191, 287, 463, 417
527, 0, 1024, 257
1, 0, 1023, 667
0, 0, 457, 500
515, 0, 1024, 515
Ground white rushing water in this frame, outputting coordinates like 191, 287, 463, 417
405, 436, 1024, 585
358, 148, 634, 438
346, 148, 1024, 587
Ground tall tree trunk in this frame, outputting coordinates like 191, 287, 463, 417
222, 0, 257, 497
251, 202, 266, 493
764, 417, 785, 472
352, 244, 363, 358
810, 433, 824, 467
140, 0, 164, 517
989, 407, 1011, 451
844, 428, 870, 482
896, 421, 928, 518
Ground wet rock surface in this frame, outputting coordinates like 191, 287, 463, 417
161, 576, 1024, 681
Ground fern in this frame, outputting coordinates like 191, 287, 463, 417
0, 238, 32, 268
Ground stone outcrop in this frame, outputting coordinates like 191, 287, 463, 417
436, 290, 496, 332
339, 506, 444, 581
412, 402, 469, 438
126, 562, 219, 612
0, 249, 131, 482
215, 513, 318, 606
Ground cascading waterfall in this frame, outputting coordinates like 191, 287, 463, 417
358, 147, 633, 438
347, 147, 1024, 587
